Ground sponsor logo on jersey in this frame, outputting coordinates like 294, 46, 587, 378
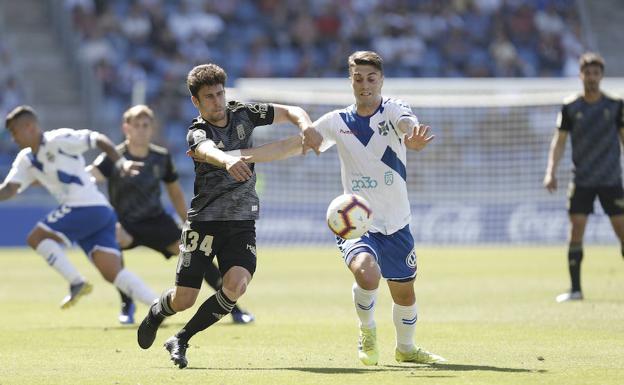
405, 249, 416, 269
246, 244, 257, 256
247, 103, 268, 119
384, 171, 394, 186
351, 176, 378, 191
339, 129, 354, 135
377, 120, 389, 136
192, 129, 207, 143
251, 205, 258, 212
236, 124, 246, 140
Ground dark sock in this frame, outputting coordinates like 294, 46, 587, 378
568, 242, 583, 292
231, 304, 242, 314
150, 288, 176, 323
119, 289, 133, 308
176, 289, 235, 342
118, 256, 133, 307
203, 262, 223, 291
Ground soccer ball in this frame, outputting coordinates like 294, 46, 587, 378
326, 194, 373, 239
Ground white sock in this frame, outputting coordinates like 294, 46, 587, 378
393, 302, 417, 353
352, 282, 377, 329
113, 269, 158, 305
35, 239, 84, 285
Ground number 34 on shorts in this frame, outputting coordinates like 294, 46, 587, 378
177, 228, 214, 271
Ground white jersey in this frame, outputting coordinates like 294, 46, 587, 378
316, 97, 417, 235
4, 128, 110, 207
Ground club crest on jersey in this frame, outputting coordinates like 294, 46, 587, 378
377, 120, 390, 136
181, 252, 192, 267
575, 111, 583, 120
152, 165, 161, 179
604, 108, 611, 120
405, 249, 416, 269
384, 171, 394, 185
46, 152, 55, 162
192, 129, 207, 143
236, 124, 246, 140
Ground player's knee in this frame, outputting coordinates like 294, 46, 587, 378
222, 279, 246, 301
351, 255, 380, 288
173, 296, 196, 311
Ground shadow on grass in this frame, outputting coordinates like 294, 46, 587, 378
170, 363, 544, 375
386, 363, 546, 374
179, 366, 410, 374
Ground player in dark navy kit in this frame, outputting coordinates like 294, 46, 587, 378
544, 52, 624, 302
89, 104, 255, 324
136, 63, 314, 368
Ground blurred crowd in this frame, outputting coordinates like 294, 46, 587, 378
64, 0, 585, 146
1, 0, 586, 176
0, 39, 25, 167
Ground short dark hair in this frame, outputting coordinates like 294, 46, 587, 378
579, 52, 605, 71
5, 105, 38, 130
187, 64, 227, 98
348, 51, 384, 75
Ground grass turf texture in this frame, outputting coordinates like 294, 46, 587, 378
0, 246, 622, 385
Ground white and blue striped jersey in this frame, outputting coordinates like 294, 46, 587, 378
5, 128, 110, 207
316, 97, 416, 235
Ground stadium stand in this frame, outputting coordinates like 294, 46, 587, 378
3, 0, 623, 246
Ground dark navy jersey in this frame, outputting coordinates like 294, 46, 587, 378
558, 93, 624, 186
94, 142, 178, 223
186, 101, 275, 221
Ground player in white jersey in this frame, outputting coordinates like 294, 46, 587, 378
0, 105, 157, 311
303, 51, 445, 365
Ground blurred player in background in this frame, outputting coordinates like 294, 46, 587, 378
136, 63, 313, 368
302, 51, 444, 365
0, 105, 157, 311
88, 104, 255, 325
544, 52, 624, 303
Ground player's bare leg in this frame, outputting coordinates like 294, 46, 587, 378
607, 214, 624, 259
349, 252, 380, 365
115, 223, 137, 323
26, 226, 91, 308
91, 250, 157, 305
199, 258, 255, 324
163, 267, 251, 368
557, 214, 588, 302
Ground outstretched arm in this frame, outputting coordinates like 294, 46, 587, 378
94, 133, 143, 177
398, 116, 435, 151
195, 140, 254, 182
85, 164, 106, 183
165, 181, 188, 222
543, 129, 567, 193
188, 135, 304, 164
272, 104, 320, 154
237, 135, 304, 163
0, 181, 19, 201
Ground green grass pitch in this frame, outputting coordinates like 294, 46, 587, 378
0, 245, 622, 385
